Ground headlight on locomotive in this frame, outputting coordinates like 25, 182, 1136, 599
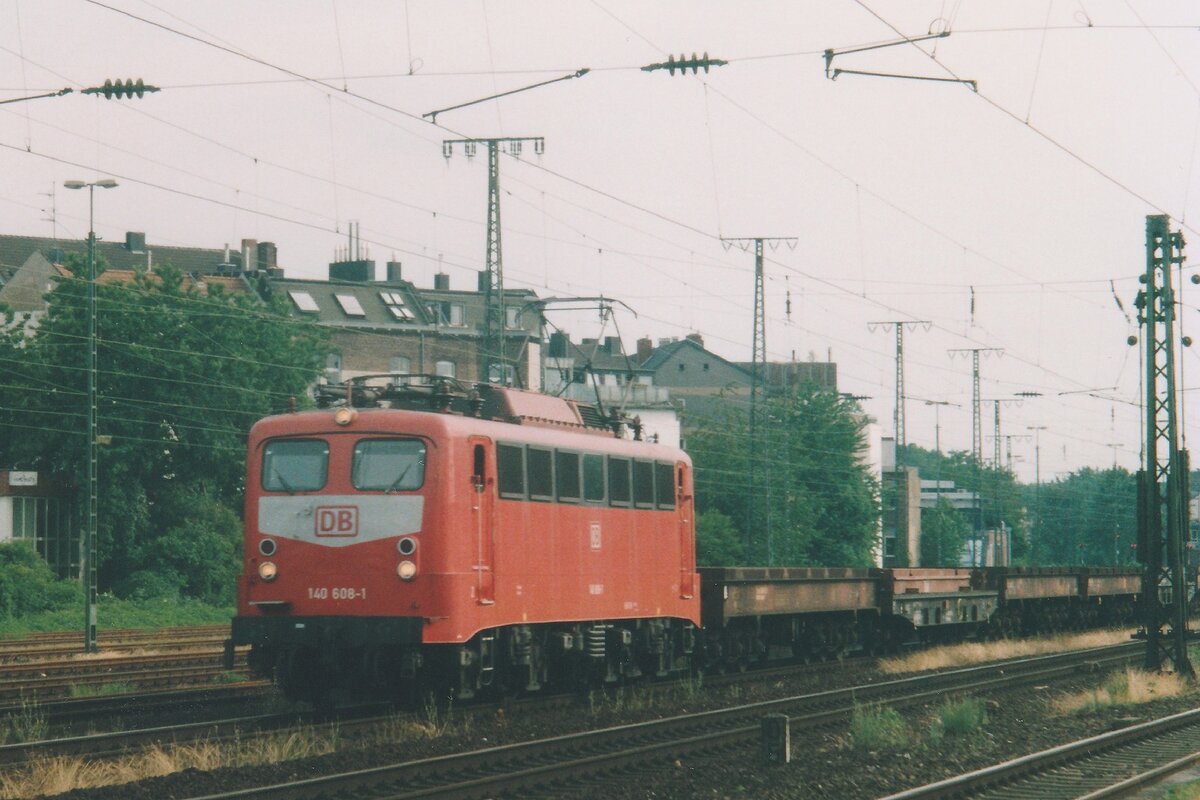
397, 560, 417, 581
258, 561, 278, 581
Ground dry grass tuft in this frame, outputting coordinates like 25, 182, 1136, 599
0, 727, 337, 798
0, 706, 474, 797
880, 630, 1130, 675
1052, 667, 1190, 715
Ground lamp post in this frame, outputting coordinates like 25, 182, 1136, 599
64, 178, 117, 654
1027, 425, 1047, 545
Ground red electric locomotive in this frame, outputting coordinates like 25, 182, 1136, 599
229, 377, 699, 704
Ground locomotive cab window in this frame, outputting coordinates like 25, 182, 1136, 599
582, 454, 605, 504
497, 444, 525, 499
632, 460, 655, 508
655, 462, 676, 510
555, 450, 581, 502
262, 439, 329, 492
352, 439, 426, 491
608, 457, 631, 507
527, 447, 554, 501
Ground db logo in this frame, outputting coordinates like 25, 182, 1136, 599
315, 506, 359, 537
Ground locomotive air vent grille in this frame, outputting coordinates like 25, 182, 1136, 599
574, 403, 607, 430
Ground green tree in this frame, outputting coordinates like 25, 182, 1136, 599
695, 509, 744, 566
1026, 467, 1136, 566
920, 498, 971, 567
0, 257, 327, 598
899, 445, 1029, 562
687, 384, 879, 566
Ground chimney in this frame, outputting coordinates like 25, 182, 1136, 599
434, 272, 450, 291
124, 231, 146, 253
604, 336, 622, 355
241, 239, 258, 273
685, 332, 704, 348
257, 242, 277, 271
636, 336, 653, 364
548, 331, 569, 358
477, 271, 489, 292
386, 261, 402, 282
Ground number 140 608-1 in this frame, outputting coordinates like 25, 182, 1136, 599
307, 587, 366, 600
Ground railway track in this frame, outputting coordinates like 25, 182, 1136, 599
880, 705, 1200, 800
0, 651, 250, 702
0, 681, 272, 731
0, 625, 229, 661
173, 642, 1143, 799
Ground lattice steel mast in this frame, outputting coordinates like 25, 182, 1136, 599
1134, 214, 1194, 678
443, 136, 544, 382
869, 320, 929, 456
721, 236, 795, 561
947, 348, 1003, 464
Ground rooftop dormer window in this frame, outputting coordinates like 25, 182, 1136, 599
335, 293, 366, 317
380, 291, 413, 320
288, 290, 319, 313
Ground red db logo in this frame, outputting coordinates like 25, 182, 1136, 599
315, 506, 359, 537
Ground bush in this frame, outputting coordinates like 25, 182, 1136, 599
931, 697, 988, 739
850, 703, 908, 750
0, 542, 82, 618
115, 569, 186, 601
127, 487, 242, 605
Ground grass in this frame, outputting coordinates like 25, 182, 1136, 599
880, 630, 1131, 675
0, 697, 47, 744
214, 671, 249, 684
1053, 667, 1191, 715
0, 702, 477, 798
587, 674, 709, 717
928, 697, 988, 742
849, 703, 909, 750
0, 596, 233, 640
1161, 780, 1200, 799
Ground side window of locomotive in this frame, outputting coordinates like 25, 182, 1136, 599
527, 447, 554, 502
655, 462, 676, 510
608, 457, 631, 507
262, 439, 329, 492
582, 454, 606, 504
555, 450, 581, 503
472, 444, 486, 489
497, 443, 525, 499
351, 439, 426, 491
632, 459, 655, 508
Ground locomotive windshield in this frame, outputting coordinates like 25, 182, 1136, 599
352, 439, 426, 492
262, 439, 329, 492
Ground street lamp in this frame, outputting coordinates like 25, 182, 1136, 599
64, 178, 118, 654
1028, 425, 1048, 541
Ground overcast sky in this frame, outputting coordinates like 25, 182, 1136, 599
3, 1, 1199, 482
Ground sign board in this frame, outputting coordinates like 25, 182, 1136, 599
7, 472, 37, 487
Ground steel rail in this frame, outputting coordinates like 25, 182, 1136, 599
0, 664, 252, 701
0, 649, 241, 680
0, 681, 271, 727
